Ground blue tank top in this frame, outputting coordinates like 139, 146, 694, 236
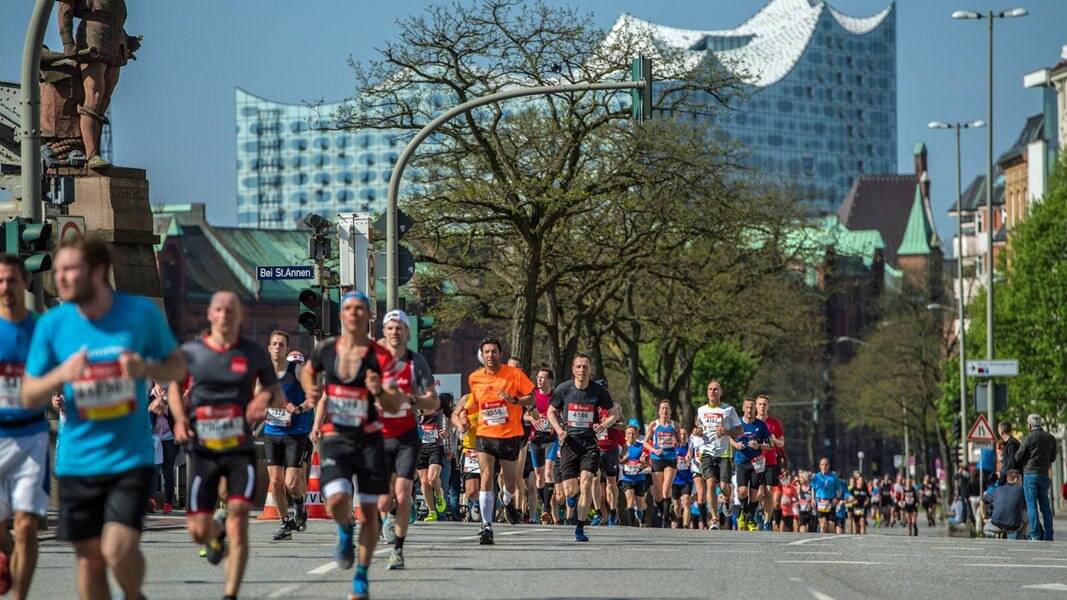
264, 361, 311, 436
621, 443, 645, 482
0, 313, 46, 437
650, 421, 677, 462
673, 443, 693, 484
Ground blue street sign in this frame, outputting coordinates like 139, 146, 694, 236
257, 265, 315, 280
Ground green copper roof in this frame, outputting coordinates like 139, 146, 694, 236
913, 141, 926, 155
896, 184, 936, 256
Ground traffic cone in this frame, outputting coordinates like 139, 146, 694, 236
305, 450, 330, 519
258, 480, 281, 521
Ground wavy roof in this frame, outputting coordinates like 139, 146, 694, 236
611, 0, 893, 88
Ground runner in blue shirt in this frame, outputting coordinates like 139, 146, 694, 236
619, 425, 649, 526
0, 254, 46, 599
811, 458, 844, 533
644, 400, 679, 527
730, 398, 771, 531
671, 429, 695, 528
22, 236, 185, 600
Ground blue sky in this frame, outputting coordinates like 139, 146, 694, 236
2, 1, 1065, 252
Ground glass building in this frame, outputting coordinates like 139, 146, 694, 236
236, 0, 896, 228
617, 0, 897, 212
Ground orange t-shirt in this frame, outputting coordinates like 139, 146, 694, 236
466, 364, 534, 439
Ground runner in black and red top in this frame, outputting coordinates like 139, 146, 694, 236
376, 309, 437, 571
301, 291, 403, 600
595, 407, 626, 526
529, 367, 558, 524
167, 291, 284, 600
755, 394, 785, 532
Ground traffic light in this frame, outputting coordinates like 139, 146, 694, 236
298, 288, 321, 333
408, 315, 435, 353
952, 418, 962, 442
631, 55, 653, 121
3, 218, 52, 275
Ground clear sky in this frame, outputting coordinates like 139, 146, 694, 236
2, 0, 1065, 252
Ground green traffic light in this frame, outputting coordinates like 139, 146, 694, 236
21, 223, 52, 249
23, 253, 51, 275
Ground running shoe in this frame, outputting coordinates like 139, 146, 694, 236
424, 510, 438, 522
0, 551, 10, 595
203, 537, 226, 566
162, 502, 173, 514
504, 501, 522, 525
334, 524, 356, 570
590, 512, 603, 526
294, 504, 308, 532
435, 494, 446, 513
710, 520, 720, 530
574, 526, 589, 542
607, 513, 619, 527
350, 573, 369, 600
747, 519, 758, 532
478, 523, 495, 545
738, 514, 748, 530
272, 520, 293, 541
386, 548, 405, 570
470, 505, 481, 523
539, 511, 552, 525
382, 514, 397, 544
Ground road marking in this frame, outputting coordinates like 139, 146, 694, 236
790, 578, 803, 582
809, 589, 837, 600
786, 551, 842, 555
268, 585, 301, 598
458, 527, 552, 541
787, 536, 836, 546
308, 548, 391, 575
1024, 584, 1067, 591
777, 561, 889, 565
965, 563, 1067, 569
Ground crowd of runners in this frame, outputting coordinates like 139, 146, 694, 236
0, 238, 948, 600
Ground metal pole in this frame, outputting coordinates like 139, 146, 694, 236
904, 402, 910, 476
384, 80, 646, 311
956, 124, 969, 467
984, 13, 996, 434
20, 0, 54, 313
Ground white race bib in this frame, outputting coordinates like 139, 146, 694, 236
382, 402, 411, 419
72, 361, 136, 421
623, 462, 642, 476
677, 458, 692, 471
266, 407, 292, 428
752, 455, 766, 473
567, 403, 593, 428
463, 450, 481, 474
480, 400, 508, 426
327, 384, 369, 427
420, 423, 440, 443
0, 363, 23, 410
194, 405, 246, 450
656, 431, 676, 450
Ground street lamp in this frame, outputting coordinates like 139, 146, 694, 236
927, 119, 985, 466
952, 6, 1027, 442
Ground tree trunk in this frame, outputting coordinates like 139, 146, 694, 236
544, 286, 564, 379
510, 238, 542, 369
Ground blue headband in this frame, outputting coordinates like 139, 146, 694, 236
341, 290, 370, 307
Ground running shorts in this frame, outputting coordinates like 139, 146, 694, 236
418, 444, 444, 470
383, 427, 421, 480
0, 431, 50, 519
58, 466, 153, 542
651, 458, 675, 473
699, 454, 733, 483
619, 479, 648, 497
320, 432, 389, 497
599, 450, 620, 479
188, 450, 257, 512
559, 436, 600, 480
735, 461, 761, 491
476, 435, 525, 462
264, 433, 311, 469
671, 482, 693, 500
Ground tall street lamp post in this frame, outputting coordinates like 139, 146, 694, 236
928, 119, 986, 466
951, 7, 1027, 436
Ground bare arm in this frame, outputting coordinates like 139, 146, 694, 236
547, 405, 565, 439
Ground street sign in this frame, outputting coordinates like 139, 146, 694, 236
376, 245, 415, 286
373, 209, 414, 239
56, 215, 85, 243
966, 359, 1018, 377
257, 265, 315, 280
966, 413, 995, 443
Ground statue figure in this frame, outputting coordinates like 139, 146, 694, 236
41, 0, 140, 169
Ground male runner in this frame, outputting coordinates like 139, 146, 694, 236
729, 398, 771, 531
695, 380, 742, 529
417, 392, 454, 522
0, 255, 45, 600
264, 331, 315, 541
167, 291, 284, 600
547, 354, 615, 542
376, 310, 437, 570
595, 409, 625, 526
812, 458, 844, 534
302, 291, 403, 600
23, 235, 185, 600
755, 395, 785, 531
456, 338, 535, 545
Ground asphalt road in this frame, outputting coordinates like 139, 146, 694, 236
29, 516, 1067, 599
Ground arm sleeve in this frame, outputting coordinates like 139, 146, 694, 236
726, 407, 741, 429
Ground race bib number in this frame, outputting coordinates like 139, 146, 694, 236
677, 458, 692, 471
534, 417, 552, 433
597, 429, 608, 441
566, 403, 593, 428
623, 462, 642, 476
463, 450, 480, 474
382, 401, 411, 419
656, 432, 676, 449
421, 423, 440, 443
72, 361, 136, 421
854, 507, 866, 517
905, 494, 915, 506
326, 384, 369, 427
752, 455, 766, 473
0, 363, 24, 410
701, 413, 722, 429
265, 407, 291, 428
798, 501, 811, 513
480, 400, 508, 426
817, 498, 832, 513
194, 405, 246, 450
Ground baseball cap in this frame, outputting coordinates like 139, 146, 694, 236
286, 351, 305, 363
627, 418, 640, 428
383, 309, 410, 328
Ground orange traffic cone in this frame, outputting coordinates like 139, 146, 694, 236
258, 480, 281, 521
305, 450, 330, 519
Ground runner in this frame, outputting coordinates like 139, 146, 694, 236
754, 395, 785, 532
166, 291, 284, 600
301, 290, 403, 600
902, 477, 919, 536
796, 471, 816, 533
376, 309, 437, 570
417, 392, 454, 522
594, 407, 625, 527
811, 458, 844, 534
263, 331, 315, 542
451, 394, 482, 523
671, 428, 694, 529
779, 469, 799, 532
688, 424, 708, 529
527, 368, 557, 524
644, 400, 679, 528
456, 338, 535, 545
729, 398, 771, 531
0, 254, 46, 600
618, 424, 649, 526
695, 380, 742, 530
23, 235, 185, 600
547, 354, 615, 542
878, 476, 894, 527
850, 474, 870, 534
921, 474, 939, 527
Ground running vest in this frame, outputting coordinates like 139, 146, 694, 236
621, 443, 645, 482
309, 337, 397, 435
0, 313, 45, 437
264, 360, 311, 436
650, 421, 677, 461
380, 349, 430, 438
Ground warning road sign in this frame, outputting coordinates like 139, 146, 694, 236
967, 414, 995, 443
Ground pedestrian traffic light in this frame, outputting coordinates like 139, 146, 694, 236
298, 288, 321, 333
3, 218, 52, 275
952, 417, 962, 442
631, 55, 653, 121
408, 315, 435, 353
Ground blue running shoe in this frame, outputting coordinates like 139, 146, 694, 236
590, 513, 603, 526
350, 569, 369, 600
334, 523, 355, 570
574, 526, 589, 542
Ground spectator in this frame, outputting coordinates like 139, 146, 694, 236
954, 462, 975, 525
982, 469, 1025, 539
1015, 414, 1057, 541
947, 496, 966, 525
998, 421, 1020, 477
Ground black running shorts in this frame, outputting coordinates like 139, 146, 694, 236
265, 434, 311, 469
559, 435, 600, 480
476, 435, 525, 462
188, 450, 257, 513
383, 427, 421, 480
58, 466, 153, 542
320, 432, 389, 496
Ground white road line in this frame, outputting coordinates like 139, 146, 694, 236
1024, 584, 1067, 591
777, 560, 889, 565
308, 562, 337, 575
809, 589, 837, 600
787, 536, 836, 546
965, 563, 1067, 569
459, 527, 553, 541
786, 551, 842, 555
268, 584, 301, 598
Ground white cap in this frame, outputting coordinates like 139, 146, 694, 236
286, 351, 305, 363
383, 309, 410, 328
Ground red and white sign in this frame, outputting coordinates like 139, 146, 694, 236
57, 216, 86, 243
967, 414, 996, 443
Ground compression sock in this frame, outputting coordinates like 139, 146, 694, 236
699, 503, 709, 524
501, 488, 514, 507
479, 491, 495, 525
567, 494, 578, 509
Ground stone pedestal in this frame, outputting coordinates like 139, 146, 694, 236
44, 166, 161, 301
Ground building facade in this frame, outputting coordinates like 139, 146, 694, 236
616, 0, 897, 212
